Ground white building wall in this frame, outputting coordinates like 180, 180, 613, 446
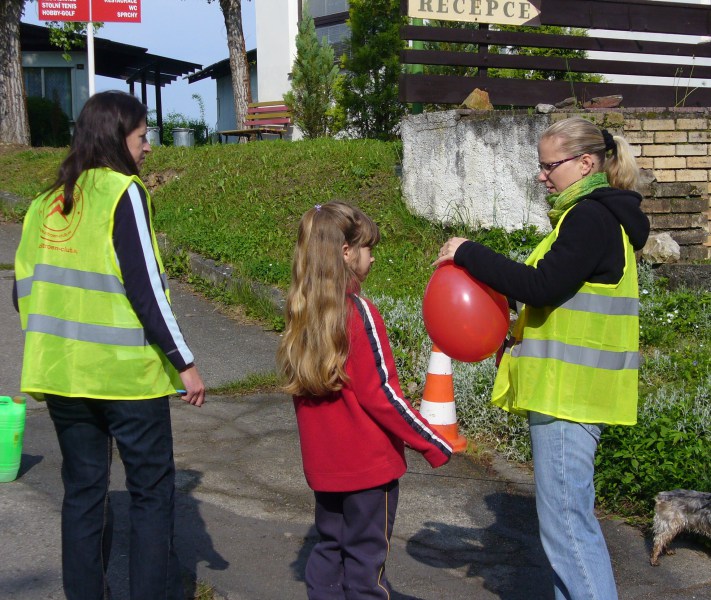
254, 0, 299, 102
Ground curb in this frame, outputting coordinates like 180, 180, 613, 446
0, 191, 25, 205
156, 233, 285, 314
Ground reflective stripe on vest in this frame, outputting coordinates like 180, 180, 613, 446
559, 292, 638, 316
16, 264, 126, 298
513, 338, 639, 370
26, 314, 148, 347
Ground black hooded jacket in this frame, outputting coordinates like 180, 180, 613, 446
453, 187, 651, 308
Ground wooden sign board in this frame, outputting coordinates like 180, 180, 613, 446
408, 0, 542, 27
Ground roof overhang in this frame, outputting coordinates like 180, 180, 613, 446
20, 22, 202, 87
187, 49, 256, 84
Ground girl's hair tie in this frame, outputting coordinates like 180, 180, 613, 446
601, 129, 617, 155
314, 204, 322, 212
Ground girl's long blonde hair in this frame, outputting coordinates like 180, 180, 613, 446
542, 116, 641, 192
277, 201, 380, 397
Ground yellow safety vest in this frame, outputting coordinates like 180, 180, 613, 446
15, 168, 182, 401
492, 205, 640, 425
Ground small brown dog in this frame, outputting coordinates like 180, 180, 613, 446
650, 489, 711, 566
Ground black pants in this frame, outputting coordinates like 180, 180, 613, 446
306, 480, 399, 600
46, 395, 183, 600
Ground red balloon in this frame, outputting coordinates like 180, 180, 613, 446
423, 261, 510, 363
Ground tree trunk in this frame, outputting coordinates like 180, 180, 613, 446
0, 0, 30, 146
219, 0, 251, 129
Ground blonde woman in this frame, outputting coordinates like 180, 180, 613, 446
278, 201, 451, 599
436, 117, 650, 600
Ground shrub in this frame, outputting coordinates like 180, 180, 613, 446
27, 96, 71, 147
595, 265, 711, 517
284, 7, 340, 138
338, 0, 407, 140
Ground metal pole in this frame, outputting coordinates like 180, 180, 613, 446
87, 22, 95, 96
86, 0, 95, 96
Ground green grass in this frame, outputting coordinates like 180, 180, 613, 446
208, 371, 281, 395
144, 140, 540, 301
2, 141, 708, 522
0, 147, 64, 199
0, 140, 541, 301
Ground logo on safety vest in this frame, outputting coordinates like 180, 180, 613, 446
39, 185, 84, 243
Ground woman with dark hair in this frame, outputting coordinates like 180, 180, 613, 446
435, 117, 650, 600
14, 90, 205, 600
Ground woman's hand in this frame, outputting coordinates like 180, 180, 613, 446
179, 365, 206, 407
432, 237, 469, 267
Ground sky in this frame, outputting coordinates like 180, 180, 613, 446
22, 0, 257, 128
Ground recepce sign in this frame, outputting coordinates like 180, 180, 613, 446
408, 0, 541, 26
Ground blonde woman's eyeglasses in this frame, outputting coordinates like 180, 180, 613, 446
538, 154, 583, 173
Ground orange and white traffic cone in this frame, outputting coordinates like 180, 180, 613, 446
419, 344, 467, 453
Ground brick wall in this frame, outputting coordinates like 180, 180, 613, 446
551, 109, 711, 261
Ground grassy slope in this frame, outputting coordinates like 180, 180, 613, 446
0, 141, 538, 299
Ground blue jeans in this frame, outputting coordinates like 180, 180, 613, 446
529, 411, 618, 600
46, 395, 183, 600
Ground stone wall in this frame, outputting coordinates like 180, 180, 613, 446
552, 109, 710, 262
401, 108, 710, 261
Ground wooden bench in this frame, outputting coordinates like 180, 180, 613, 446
219, 101, 292, 142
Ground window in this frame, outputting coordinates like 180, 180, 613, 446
309, 0, 348, 19
315, 23, 350, 59
23, 67, 73, 119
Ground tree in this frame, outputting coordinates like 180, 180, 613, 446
46, 20, 102, 61
283, 7, 339, 139
1, 2, 100, 146
210, 0, 251, 130
338, 0, 406, 141
0, 0, 30, 145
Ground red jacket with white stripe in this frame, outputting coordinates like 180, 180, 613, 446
293, 294, 452, 493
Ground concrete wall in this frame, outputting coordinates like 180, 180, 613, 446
401, 108, 711, 261
401, 111, 551, 232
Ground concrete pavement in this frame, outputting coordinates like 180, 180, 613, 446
1, 219, 709, 599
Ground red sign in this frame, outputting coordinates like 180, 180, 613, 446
92, 0, 141, 23
38, 0, 90, 22
38, 0, 141, 22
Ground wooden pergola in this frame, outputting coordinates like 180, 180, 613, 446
20, 23, 202, 143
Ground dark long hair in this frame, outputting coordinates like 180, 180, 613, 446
48, 91, 147, 215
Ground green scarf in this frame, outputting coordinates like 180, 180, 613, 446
547, 172, 609, 227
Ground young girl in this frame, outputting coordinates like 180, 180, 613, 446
277, 201, 452, 599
